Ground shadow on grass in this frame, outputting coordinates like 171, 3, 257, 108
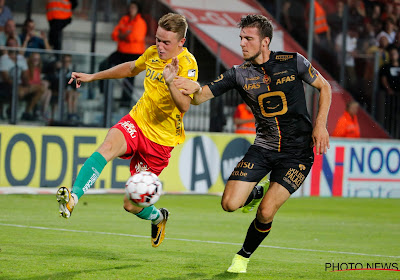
8, 264, 139, 280
156, 271, 239, 280
210, 271, 240, 279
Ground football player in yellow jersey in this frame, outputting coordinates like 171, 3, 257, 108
56, 13, 198, 248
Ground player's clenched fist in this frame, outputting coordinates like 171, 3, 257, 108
68, 72, 95, 88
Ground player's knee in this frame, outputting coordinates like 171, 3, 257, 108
123, 200, 133, 212
257, 206, 275, 223
221, 199, 239, 212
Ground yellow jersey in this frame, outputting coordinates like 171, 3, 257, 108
129, 45, 198, 147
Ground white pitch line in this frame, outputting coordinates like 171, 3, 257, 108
1, 223, 399, 259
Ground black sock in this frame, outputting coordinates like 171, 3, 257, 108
243, 185, 264, 206
238, 219, 272, 258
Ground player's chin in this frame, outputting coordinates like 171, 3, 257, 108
159, 52, 168, 60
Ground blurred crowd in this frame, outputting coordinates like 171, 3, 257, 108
0, 0, 147, 124
281, 0, 399, 100
261, 0, 400, 137
0, 0, 79, 122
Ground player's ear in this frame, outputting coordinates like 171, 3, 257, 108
262, 37, 270, 48
178, 37, 186, 47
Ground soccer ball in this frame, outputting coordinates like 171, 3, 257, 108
125, 171, 162, 207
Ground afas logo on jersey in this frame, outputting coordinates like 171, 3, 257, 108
243, 83, 260, 90
276, 75, 295, 85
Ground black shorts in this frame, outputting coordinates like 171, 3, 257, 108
228, 145, 314, 194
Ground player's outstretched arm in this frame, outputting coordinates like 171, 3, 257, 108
174, 77, 214, 105
311, 74, 332, 155
164, 57, 192, 113
68, 61, 137, 88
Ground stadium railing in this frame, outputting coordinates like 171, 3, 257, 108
0, 46, 243, 133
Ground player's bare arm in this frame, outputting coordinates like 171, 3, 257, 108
163, 57, 192, 113
69, 60, 138, 88
310, 74, 332, 155
174, 77, 215, 105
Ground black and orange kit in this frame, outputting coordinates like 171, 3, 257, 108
207, 51, 319, 194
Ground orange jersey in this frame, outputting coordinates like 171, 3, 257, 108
111, 14, 147, 55
332, 111, 360, 138
46, 0, 72, 21
314, 1, 329, 34
129, 46, 198, 146
234, 103, 256, 134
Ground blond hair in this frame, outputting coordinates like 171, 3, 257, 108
158, 13, 188, 39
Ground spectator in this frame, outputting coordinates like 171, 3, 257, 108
380, 1, 396, 22
27, 52, 52, 120
305, 0, 335, 75
376, 18, 396, 45
370, 3, 382, 22
46, 59, 62, 119
363, 35, 390, 108
388, 30, 400, 54
109, 0, 147, 106
379, 47, 400, 129
0, 19, 20, 47
46, 54, 79, 121
281, 0, 308, 48
368, 4, 384, 37
0, 0, 12, 32
395, 4, 400, 26
366, 35, 390, 68
0, 37, 44, 120
335, 25, 359, 98
359, 21, 378, 53
46, 0, 76, 51
233, 103, 256, 134
305, 0, 332, 47
62, 54, 79, 121
327, 0, 345, 43
332, 101, 360, 138
19, 18, 52, 58
348, 0, 366, 28
380, 47, 400, 97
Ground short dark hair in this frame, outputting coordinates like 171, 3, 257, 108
238, 14, 273, 42
129, 0, 142, 15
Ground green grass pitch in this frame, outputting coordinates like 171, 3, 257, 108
0, 194, 399, 280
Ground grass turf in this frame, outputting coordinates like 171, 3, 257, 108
0, 194, 399, 280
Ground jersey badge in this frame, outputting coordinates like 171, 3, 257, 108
263, 74, 271, 85
188, 69, 196, 77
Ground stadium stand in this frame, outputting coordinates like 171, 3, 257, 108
0, 0, 398, 138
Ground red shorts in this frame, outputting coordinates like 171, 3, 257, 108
112, 114, 174, 176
